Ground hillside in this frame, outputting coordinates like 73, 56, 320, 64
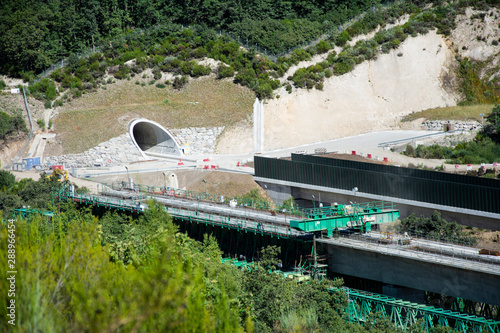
1, 4, 499, 162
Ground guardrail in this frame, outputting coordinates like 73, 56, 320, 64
10, 86, 34, 166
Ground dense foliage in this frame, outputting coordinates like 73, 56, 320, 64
0, 173, 404, 332
482, 104, 500, 143
398, 211, 477, 246
0, 111, 28, 140
403, 138, 500, 166
0, 0, 388, 75
2, 0, 497, 103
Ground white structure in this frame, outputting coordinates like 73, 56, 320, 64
253, 98, 264, 153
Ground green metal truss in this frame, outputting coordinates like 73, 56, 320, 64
343, 288, 500, 332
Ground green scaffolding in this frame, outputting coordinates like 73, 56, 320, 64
343, 288, 500, 332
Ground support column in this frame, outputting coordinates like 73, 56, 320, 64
253, 98, 264, 153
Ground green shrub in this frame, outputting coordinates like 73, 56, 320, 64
173, 76, 188, 89
32, 78, 58, 101
62, 75, 83, 90
217, 64, 235, 79
155, 83, 166, 88
153, 68, 162, 80
0, 80, 6, 90
192, 64, 211, 77
335, 30, 351, 47
73, 89, 82, 97
255, 83, 273, 99
51, 69, 65, 82
44, 100, 52, 109
37, 119, 46, 129
235, 68, 257, 87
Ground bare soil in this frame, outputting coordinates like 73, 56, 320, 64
92, 169, 266, 199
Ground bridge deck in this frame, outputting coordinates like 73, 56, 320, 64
68, 192, 311, 240
319, 234, 500, 276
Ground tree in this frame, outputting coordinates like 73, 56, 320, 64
0, 170, 16, 190
483, 104, 500, 143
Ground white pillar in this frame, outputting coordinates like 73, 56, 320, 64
253, 98, 264, 153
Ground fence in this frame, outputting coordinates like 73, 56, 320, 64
9, 86, 34, 167
254, 155, 500, 214
33, 0, 406, 82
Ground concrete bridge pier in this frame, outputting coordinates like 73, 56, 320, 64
321, 241, 500, 307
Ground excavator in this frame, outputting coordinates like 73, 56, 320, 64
47, 167, 68, 182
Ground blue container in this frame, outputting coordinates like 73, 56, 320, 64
33, 157, 41, 166
23, 158, 33, 170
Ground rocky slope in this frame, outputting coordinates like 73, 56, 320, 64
216, 7, 500, 153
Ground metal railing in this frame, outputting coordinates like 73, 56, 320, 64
320, 232, 500, 276
10, 86, 34, 166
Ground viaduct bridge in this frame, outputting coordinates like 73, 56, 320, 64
43, 181, 500, 332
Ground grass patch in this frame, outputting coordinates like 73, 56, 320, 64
402, 104, 496, 122
55, 77, 255, 154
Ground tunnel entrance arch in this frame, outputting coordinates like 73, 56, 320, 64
128, 118, 183, 158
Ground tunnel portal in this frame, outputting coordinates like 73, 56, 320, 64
128, 119, 182, 157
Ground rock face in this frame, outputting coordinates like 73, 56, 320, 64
45, 127, 223, 167
170, 127, 224, 156
420, 120, 481, 132
45, 133, 144, 168
217, 31, 461, 153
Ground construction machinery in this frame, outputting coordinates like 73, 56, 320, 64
47, 166, 68, 182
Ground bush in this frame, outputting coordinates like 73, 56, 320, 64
255, 83, 273, 99
191, 64, 211, 77
0, 79, 6, 90
153, 68, 162, 80
398, 211, 477, 246
37, 119, 46, 129
44, 100, 52, 109
217, 64, 235, 79
316, 40, 331, 54
173, 76, 188, 89
32, 78, 58, 101
62, 75, 83, 90
155, 83, 166, 88
335, 30, 351, 47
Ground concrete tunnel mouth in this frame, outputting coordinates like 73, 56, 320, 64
128, 118, 183, 157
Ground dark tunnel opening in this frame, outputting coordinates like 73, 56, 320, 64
130, 120, 181, 156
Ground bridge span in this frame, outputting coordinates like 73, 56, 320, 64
56, 185, 500, 330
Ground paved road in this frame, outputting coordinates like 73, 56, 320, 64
17, 129, 488, 186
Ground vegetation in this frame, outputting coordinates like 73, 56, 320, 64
457, 57, 500, 105
482, 104, 500, 143
1, 0, 497, 101
398, 211, 477, 246
0, 172, 404, 332
402, 104, 500, 166
401, 104, 495, 122
0, 111, 28, 139
403, 138, 500, 166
